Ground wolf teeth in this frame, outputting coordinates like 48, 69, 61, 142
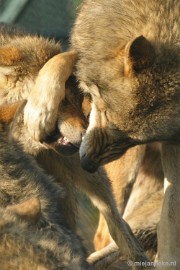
58, 137, 69, 145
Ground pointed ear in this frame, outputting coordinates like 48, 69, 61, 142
7, 198, 41, 225
124, 35, 156, 75
0, 47, 22, 93
0, 101, 24, 124
0, 47, 22, 66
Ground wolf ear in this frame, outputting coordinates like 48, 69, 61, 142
7, 198, 41, 224
0, 101, 24, 124
0, 47, 22, 66
124, 35, 155, 76
0, 47, 21, 86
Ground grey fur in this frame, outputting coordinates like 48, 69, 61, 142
0, 124, 91, 270
0, 206, 86, 270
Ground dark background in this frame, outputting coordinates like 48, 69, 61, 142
0, 0, 83, 49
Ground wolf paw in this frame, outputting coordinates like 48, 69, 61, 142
24, 98, 57, 141
24, 51, 76, 141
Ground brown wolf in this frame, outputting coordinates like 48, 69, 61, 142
0, 23, 148, 269
70, 0, 180, 268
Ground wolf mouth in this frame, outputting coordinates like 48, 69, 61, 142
44, 128, 79, 155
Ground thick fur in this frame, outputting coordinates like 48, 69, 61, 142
0, 24, 93, 270
0, 202, 90, 270
71, 0, 180, 269
0, 24, 148, 269
71, 0, 180, 169
0, 23, 77, 141
0, 124, 91, 270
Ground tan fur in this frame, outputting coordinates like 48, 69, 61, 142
7, 198, 41, 225
0, 102, 22, 123
24, 51, 77, 141
0, 47, 22, 65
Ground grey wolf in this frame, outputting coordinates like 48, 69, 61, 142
0, 198, 91, 270
0, 23, 92, 270
0, 23, 147, 269
70, 0, 180, 269
71, 0, 180, 170
0, 118, 91, 270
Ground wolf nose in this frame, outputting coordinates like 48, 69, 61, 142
80, 155, 98, 173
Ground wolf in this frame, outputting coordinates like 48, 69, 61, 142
22, 0, 179, 266
0, 23, 148, 269
70, 0, 180, 268
70, 0, 180, 170
0, 119, 92, 270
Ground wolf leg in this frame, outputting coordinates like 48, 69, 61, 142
24, 51, 77, 141
77, 170, 149, 269
156, 143, 180, 270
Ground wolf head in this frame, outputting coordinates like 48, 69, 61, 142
0, 24, 89, 157
0, 37, 89, 156
0, 79, 89, 157
71, 0, 180, 172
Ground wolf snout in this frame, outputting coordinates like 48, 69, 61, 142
80, 154, 99, 173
